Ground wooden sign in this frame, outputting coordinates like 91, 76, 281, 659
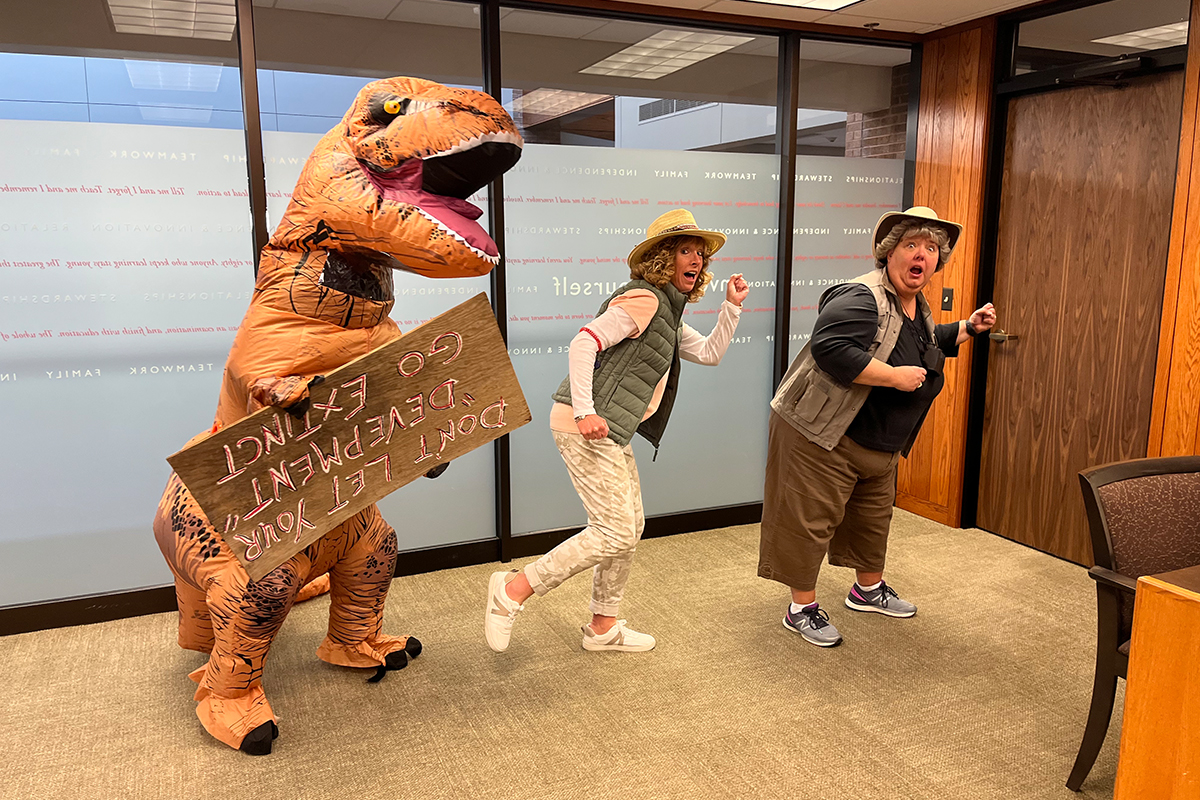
168, 293, 530, 581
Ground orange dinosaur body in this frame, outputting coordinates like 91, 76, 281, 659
152, 77, 521, 754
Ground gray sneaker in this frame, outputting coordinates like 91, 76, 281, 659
783, 603, 843, 647
845, 581, 917, 618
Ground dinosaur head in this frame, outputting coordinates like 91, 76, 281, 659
342, 77, 523, 276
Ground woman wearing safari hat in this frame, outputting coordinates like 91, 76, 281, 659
484, 208, 750, 653
758, 206, 997, 648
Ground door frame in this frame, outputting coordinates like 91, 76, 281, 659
959, 0, 1189, 528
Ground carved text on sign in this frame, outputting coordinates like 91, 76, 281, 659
168, 293, 531, 581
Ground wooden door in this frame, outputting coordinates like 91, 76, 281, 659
977, 72, 1183, 565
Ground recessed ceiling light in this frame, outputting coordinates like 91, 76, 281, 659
107, 0, 237, 41
580, 31, 754, 81
739, 0, 862, 10
509, 89, 613, 126
1093, 21, 1189, 50
125, 61, 224, 92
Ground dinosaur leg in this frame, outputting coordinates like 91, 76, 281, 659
316, 506, 418, 671
174, 578, 215, 653
153, 474, 219, 654
191, 554, 309, 754
154, 471, 324, 752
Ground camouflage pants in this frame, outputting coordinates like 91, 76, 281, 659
525, 431, 646, 616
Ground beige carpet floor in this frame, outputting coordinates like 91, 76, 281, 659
0, 510, 1121, 800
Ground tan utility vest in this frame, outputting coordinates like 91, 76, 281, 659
770, 268, 936, 454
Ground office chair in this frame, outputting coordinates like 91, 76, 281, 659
1067, 455, 1200, 791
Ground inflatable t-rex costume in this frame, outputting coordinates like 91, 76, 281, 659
153, 77, 522, 754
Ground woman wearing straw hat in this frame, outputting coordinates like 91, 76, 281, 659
485, 208, 750, 653
758, 206, 996, 647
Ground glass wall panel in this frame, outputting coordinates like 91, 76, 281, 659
252, 0, 495, 550
0, 0, 923, 611
0, 1, 252, 605
1015, 0, 1189, 77
788, 43, 911, 364
500, 9, 780, 534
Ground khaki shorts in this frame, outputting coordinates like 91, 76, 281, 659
758, 411, 899, 592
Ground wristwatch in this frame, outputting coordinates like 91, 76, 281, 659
965, 319, 980, 337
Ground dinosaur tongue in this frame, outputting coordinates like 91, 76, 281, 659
363, 159, 497, 257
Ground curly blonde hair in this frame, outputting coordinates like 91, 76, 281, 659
874, 222, 953, 271
629, 236, 712, 303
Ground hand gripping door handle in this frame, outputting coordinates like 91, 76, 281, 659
988, 329, 1019, 342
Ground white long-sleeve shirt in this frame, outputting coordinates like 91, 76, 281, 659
548, 295, 742, 431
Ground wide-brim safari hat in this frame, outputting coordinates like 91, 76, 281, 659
626, 209, 727, 268
873, 206, 963, 264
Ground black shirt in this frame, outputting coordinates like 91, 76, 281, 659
810, 283, 960, 453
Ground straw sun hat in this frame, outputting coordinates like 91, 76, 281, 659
626, 209, 727, 268
872, 206, 963, 265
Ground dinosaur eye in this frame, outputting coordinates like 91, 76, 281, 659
370, 95, 411, 124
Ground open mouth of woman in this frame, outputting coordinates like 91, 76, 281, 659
683, 270, 699, 282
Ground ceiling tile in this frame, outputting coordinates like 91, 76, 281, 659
800, 39, 911, 65
274, 0, 401, 19
705, 1, 828, 22
581, 20, 680, 45
501, 9, 611, 38
941, 0, 1045, 26
386, 0, 481, 29
825, 0, 1017, 25
1018, 0, 1191, 54
602, 0, 716, 8
811, 12, 931, 32
732, 37, 781, 55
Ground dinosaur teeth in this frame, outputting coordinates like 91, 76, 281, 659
426, 131, 524, 159
412, 206, 498, 264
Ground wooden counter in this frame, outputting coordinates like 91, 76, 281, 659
1113, 565, 1200, 799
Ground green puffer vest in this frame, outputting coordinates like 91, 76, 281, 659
552, 279, 687, 450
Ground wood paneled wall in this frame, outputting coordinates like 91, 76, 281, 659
1149, 0, 1200, 458
897, 21, 996, 526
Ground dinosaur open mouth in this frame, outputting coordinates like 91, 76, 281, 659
361, 135, 521, 264
363, 157, 498, 261
423, 138, 522, 199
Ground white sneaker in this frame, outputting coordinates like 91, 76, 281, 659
484, 570, 523, 652
581, 620, 656, 652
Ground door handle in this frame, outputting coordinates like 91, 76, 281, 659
989, 329, 1019, 342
